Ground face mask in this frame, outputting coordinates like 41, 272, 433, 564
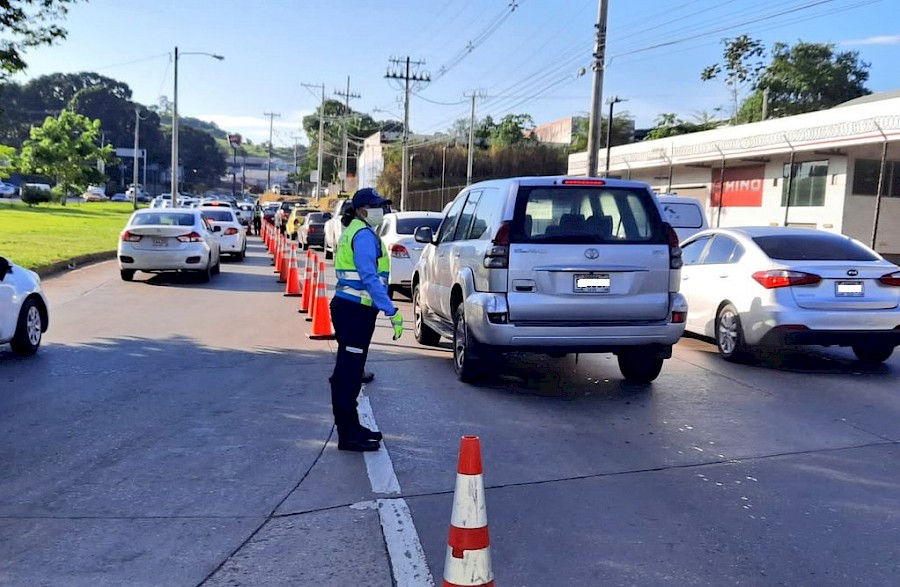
365, 208, 385, 227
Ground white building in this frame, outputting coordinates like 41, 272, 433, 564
568, 92, 900, 259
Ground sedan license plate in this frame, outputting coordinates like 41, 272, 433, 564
152, 238, 168, 248
574, 273, 610, 293
835, 280, 863, 297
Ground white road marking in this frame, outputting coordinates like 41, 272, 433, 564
357, 393, 435, 586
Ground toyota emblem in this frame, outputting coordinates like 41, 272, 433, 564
847, 269, 859, 276
585, 248, 600, 259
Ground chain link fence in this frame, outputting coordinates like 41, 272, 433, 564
403, 185, 466, 212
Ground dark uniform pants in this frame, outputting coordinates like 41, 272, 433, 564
329, 296, 379, 439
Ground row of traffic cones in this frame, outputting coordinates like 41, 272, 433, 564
261, 220, 334, 340
263, 222, 493, 585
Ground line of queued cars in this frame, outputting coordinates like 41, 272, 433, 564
401, 176, 899, 385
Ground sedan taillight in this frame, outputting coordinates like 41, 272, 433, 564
223, 227, 239, 236
752, 270, 821, 289
390, 244, 410, 258
121, 230, 141, 242
879, 271, 900, 287
176, 231, 203, 243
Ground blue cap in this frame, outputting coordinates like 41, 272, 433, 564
352, 187, 391, 209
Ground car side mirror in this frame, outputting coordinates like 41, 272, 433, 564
0, 257, 10, 280
414, 226, 434, 244
212, 225, 222, 233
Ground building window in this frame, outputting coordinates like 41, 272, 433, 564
852, 159, 900, 197
782, 160, 828, 207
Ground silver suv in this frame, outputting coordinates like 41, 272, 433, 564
411, 176, 688, 384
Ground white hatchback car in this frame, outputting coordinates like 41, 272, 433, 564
200, 205, 247, 260
0, 256, 50, 355
680, 227, 900, 363
118, 209, 222, 282
377, 211, 444, 299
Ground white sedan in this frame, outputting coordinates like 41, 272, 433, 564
0, 256, 49, 355
679, 227, 900, 364
117, 209, 222, 282
377, 211, 444, 299
200, 206, 247, 260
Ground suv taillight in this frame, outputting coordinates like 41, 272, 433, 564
666, 224, 683, 269
752, 270, 821, 289
484, 221, 510, 269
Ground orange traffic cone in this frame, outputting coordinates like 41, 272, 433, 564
305, 258, 320, 322
307, 261, 335, 340
299, 253, 316, 313
442, 436, 493, 587
284, 244, 302, 296
266, 223, 275, 255
279, 241, 293, 283
262, 221, 269, 247
274, 234, 285, 272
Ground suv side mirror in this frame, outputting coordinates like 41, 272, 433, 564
414, 226, 434, 244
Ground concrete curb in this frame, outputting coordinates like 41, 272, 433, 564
34, 251, 116, 279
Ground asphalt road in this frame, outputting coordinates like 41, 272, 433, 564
1, 235, 898, 586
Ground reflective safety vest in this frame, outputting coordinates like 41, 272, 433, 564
334, 218, 390, 306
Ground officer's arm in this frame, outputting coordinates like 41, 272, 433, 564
352, 230, 397, 315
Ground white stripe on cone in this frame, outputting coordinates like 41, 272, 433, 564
450, 473, 488, 528
443, 547, 493, 586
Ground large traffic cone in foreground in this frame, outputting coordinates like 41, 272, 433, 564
278, 241, 293, 283
443, 436, 493, 587
284, 244, 302, 296
307, 261, 335, 340
299, 253, 316, 313
305, 258, 320, 322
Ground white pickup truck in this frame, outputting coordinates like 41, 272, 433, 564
323, 198, 353, 259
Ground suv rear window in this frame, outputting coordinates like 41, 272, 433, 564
660, 202, 704, 228
753, 234, 879, 261
202, 210, 235, 222
511, 186, 666, 244
396, 217, 442, 234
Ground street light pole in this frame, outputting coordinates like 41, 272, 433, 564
604, 96, 625, 176
133, 106, 141, 211
170, 46, 224, 207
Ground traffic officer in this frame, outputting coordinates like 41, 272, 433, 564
252, 201, 263, 235
330, 187, 404, 452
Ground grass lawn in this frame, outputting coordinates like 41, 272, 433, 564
0, 200, 140, 270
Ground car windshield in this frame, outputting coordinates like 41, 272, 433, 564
752, 234, 880, 261
396, 217, 443, 234
511, 186, 666, 244
202, 210, 235, 222
132, 213, 195, 226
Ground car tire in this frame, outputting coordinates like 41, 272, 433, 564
236, 248, 245, 261
325, 246, 333, 260
617, 351, 664, 384
413, 284, 441, 346
715, 303, 747, 362
199, 258, 212, 283
453, 307, 488, 383
11, 298, 43, 356
120, 269, 135, 281
851, 344, 894, 365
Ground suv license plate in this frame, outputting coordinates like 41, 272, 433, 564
152, 238, 167, 248
575, 273, 610, 293
835, 280, 863, 297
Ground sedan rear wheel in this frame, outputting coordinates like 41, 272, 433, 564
715, 303, 747, 362
852, 344, 894, 365
11, 298, 42, 356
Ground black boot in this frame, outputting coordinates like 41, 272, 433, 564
361, 371, 375, 384
338, 437, 380, 452
357, 425, 383, 441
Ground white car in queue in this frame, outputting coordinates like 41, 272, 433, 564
199, 203, 247, 260
377, 211, 444, 299
118, 208, 222, 282
679, 226, 900, 364
0, 256, 49, 355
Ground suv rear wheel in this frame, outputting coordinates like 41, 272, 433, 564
413, 284, 441, 346
617, 350, 664, 384
453, 307, 487, 383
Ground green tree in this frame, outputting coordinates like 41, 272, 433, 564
570, 114, 634, 153
489, 114, 536, 147
18, 110, 114, 205
644, 112, 721, 140
169, 125, 226, 192
302, 99, 381, 184
755, 41, 870, 119
0, 0, 78, 83
701, 34, 766, 122
0, 144, 16, 178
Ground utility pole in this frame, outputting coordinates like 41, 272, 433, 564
586, 0, 609, 177
464, 91, 483, 186
291, 134, 303, 195
302, 82, 326, 201
386, 56, 430, 212
604, 95, 625, 176
263, 112, 280, 192
334, 76, 360, 193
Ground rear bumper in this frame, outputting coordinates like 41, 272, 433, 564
741, 306, 900, 346
218, 235, 244, 253
759, 327, 900, 348
306, 233, 325, 246
464, 292, 687, 352
118, 244, 212, 271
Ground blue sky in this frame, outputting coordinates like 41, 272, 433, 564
12, 0, 900, 147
